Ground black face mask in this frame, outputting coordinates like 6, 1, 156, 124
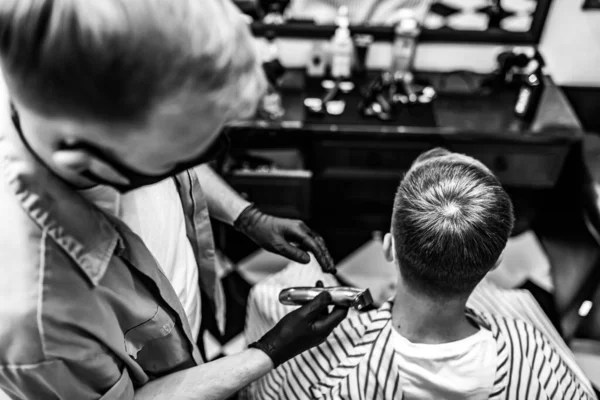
60, 134, 231, 192
11, 102, 231, 193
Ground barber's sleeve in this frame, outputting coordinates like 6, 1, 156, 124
0, 360, 134, 400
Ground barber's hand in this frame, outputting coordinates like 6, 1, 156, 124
234, 205, 335, 273
249, 291, 349, 368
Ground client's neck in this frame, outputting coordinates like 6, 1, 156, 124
391, 278, 478, 344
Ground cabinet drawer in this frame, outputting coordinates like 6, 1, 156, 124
314, 140, 434, 173
450, 144, 567, 188
314, 176, 396, 225
315, 140, 568, 188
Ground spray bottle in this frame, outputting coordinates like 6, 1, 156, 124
330, 6, 353, 80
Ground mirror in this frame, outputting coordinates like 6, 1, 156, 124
286, 0, 431, 26
237, 0, 553, 44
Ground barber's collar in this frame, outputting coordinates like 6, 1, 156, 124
78, 184, 121, 217
0, 100, 122, 286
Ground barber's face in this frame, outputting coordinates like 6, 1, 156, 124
14, 55, 266, 192
81, 110, 231, 191
68, 68, 265, 192
14, 96, 246, 192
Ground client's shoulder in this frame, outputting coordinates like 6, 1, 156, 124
471, 311, 596, 399
470, 308, 544, 340
469, 308, 563, 365
326, 302, 393, 346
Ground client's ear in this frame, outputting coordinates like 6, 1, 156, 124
382, 233, 395, 262
491, 256, 503, 271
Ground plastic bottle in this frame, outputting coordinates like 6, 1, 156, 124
330, 6, 353, 79
514, 61, 544, 123
390, 9, 419, 76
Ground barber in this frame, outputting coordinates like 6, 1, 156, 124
0, 0, 347, 399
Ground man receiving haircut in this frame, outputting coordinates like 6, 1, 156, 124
245, 148, 596, 399
0, 0, 347, 399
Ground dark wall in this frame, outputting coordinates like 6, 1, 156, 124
562, 86, 600, 134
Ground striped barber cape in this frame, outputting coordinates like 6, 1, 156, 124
244, 263, 597, 399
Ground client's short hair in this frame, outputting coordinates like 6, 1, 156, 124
0, 0, 264, 123
392, 148, 514, 296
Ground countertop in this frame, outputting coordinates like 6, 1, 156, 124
225, 70, 584, 146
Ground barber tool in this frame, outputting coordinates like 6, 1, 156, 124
257, 31, 285, 120
514, 59, 545, 123
262, 31, 286, 86
304, 80, 353, 116
359, 72, 435, 121
323, 79, 355, 93
392, 72, 436, 105
279, 287, 374, 311
484, 48, 547, 123
359, 72, 396, 121
390, 11, 437, 106
390, 10, 419, 77
358, 9, 435, 120
483, 47, 539, 91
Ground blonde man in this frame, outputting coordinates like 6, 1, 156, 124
0, 0, 346, 399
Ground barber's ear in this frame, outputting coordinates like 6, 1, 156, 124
52, 148, 129, 186
382, 233, 395, 262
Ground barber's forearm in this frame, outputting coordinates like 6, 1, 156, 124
193, 164, 250, 225
134, 349, 273, 400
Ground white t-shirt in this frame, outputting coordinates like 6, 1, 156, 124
79, 179, 202, 341
392, 324, 497, 400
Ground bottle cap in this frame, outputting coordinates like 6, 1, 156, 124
335, 6, 350, 28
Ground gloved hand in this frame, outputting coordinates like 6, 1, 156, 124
234, 204, 335, 273
248, 291, 348, 368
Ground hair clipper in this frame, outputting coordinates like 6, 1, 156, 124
279, 287, 374, 311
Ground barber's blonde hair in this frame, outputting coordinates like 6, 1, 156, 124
0, 0, 265, 123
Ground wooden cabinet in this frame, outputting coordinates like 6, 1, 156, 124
226, 171, 312, 220
222, 72, 583, 260
313, 140, 433, 174
450, 143, 568, 188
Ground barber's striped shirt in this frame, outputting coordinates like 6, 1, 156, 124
244, 263, 597, 399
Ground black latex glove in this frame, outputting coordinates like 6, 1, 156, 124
248, 291, 348, 368
234, 205, 335, 273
